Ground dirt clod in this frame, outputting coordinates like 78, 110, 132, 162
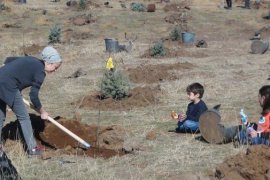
146, 130, 157, 140
215, 145, 270, 179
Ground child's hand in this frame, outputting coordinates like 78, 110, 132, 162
247, 127, 257, 138
178, 113, 186, 122
171, 111, 178, 119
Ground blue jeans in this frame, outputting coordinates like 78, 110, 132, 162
176, 120, 199, 133
239, 128, 270, 146
239, 129, 249, 145
251, 137, 270, 146
0, 90, 36, 150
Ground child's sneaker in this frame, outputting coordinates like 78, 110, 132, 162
28, 145, 44, 157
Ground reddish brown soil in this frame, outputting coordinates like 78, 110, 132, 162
23, 44, 45, 56
78, 86, 161, 110
127, 62, 194, 84
76, 62, 193, 111
2, 115, 127, 159
215, 145, 270, 179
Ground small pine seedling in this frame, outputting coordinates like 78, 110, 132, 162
131, 3, 145, 12
79, 0, 87, 10
100, 69, 131, 100
150, 41, 166, 57
48, 24, 61, 44
170, 26, 182, 41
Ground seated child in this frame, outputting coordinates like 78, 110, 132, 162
175, 82, 208, 133
240, 85, 270, 146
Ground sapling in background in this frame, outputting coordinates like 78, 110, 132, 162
48, 24, 61, 44
131, 2, 145, 12
79, 0, 87, 10
170, 26, 182, 41
100, 69, 131, 100
150, 41, 166, 57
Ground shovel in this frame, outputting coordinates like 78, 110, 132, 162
23, 98, 91, 149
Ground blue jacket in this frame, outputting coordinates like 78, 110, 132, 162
186, 100, 208, 122
0, 56, 46, 109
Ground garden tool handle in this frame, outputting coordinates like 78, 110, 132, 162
23, 98, 91, 149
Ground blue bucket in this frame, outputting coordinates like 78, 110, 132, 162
104, 38, 120, 53
181, 32, 195, 44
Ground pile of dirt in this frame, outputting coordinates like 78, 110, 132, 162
163, 1, 190, 12
63, 28, 95, 43
72, 63, 171, 110
163, 1, 191, 28
215, 145, 270, 179
22, 44, 45, 56
2, 115, 127, 159
78, 86, 161, 110
74, 63, 194, 111
70, 14, 96, 26
127, 62, 194, 84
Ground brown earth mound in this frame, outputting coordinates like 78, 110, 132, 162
127, 62, 194, 84
23, 44, 45, 56
215, 145, 270, 179
78, 86, 161, 110
163, 2, 190, 12
75, 62, 193, 111
62, 29, 95, 43
2, 115, 127, 159
70, 14, 96, 26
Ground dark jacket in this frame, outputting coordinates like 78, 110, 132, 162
186, 100, 208, 122
0, 56, 46, 109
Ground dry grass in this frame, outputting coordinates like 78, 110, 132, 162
1, 0, 270, 179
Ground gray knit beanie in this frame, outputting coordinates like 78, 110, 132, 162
41, 46, 62, 63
